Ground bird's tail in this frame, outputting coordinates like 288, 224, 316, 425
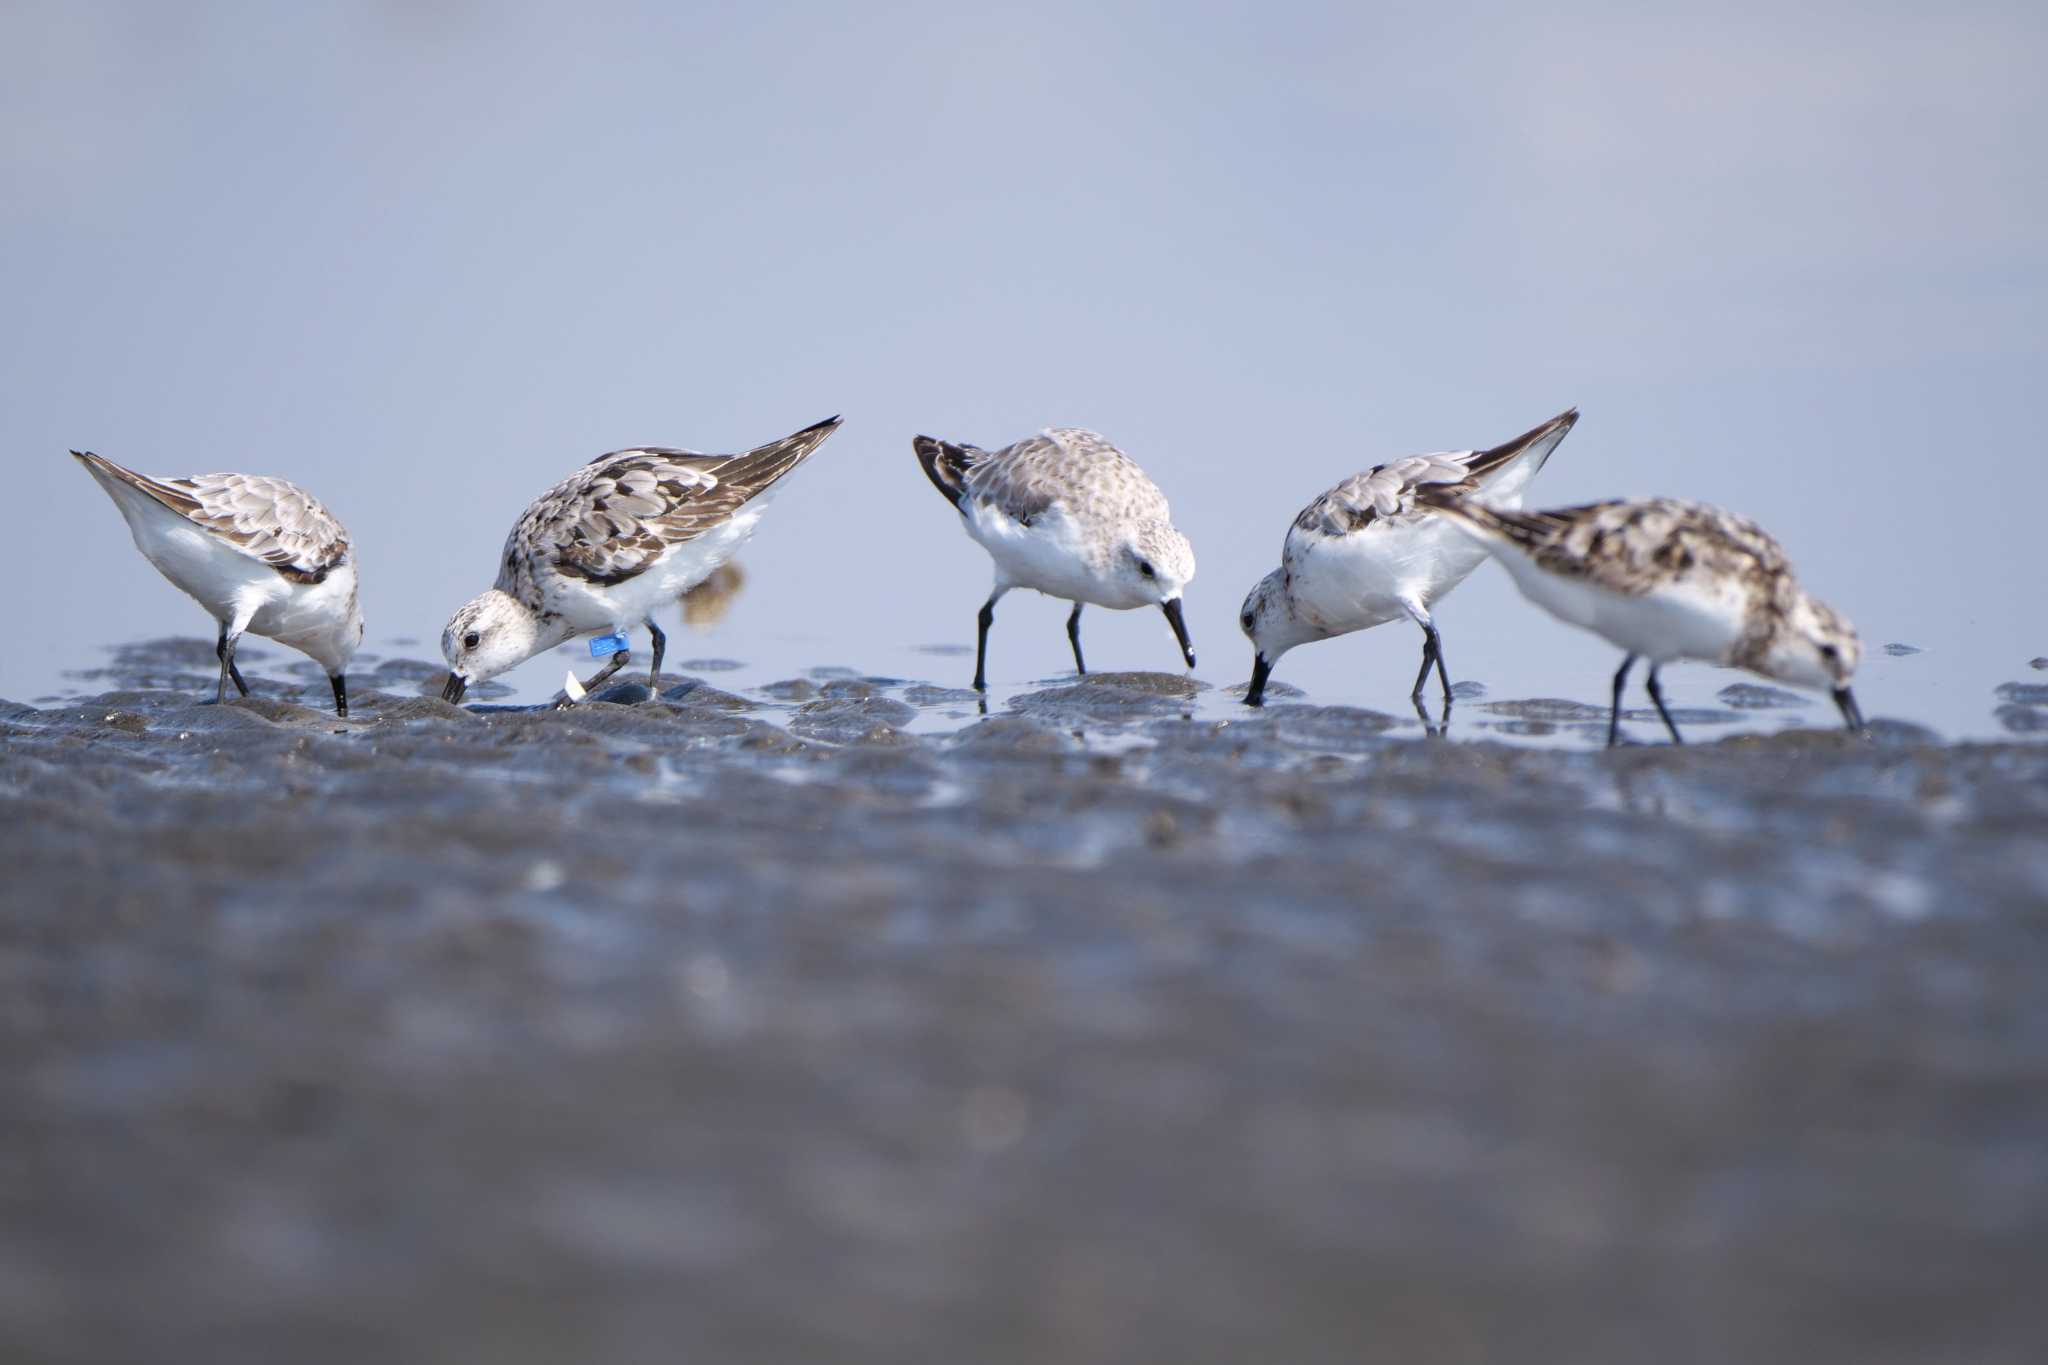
722, 415, 842, 492
911, 435, 984, 507
1462, 407, 1579, 501
70, 448, 204, 519
1417, 485, 1569, 554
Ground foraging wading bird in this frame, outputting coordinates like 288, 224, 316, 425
440, 416, 841, 705
1239, 408, 1579, 710
71, 450, 363, 715
912, 426, 1196, 690
1418, 492, 1866, 745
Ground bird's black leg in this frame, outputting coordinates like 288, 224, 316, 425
973, 595, 998, 692
1427, 623, 1452, 702
559, 649, 632, 707
216, 624, 250, 703
1409, 621, 1453, 703
1066, 602, 1086, 677
329, 673, 348, 717
1410, 632, 1436, 700
1408, 626, 1453, 739
1645, 664, 1684, 745
1608, 654, 1637, 748
643, 616, 666, 696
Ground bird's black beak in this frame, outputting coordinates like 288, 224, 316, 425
1161, 598, 1195, 669
442, 672, 468, 705
331, 673, 348, 717
1834, 685, 1866, 735
1245, 653, 1272, 708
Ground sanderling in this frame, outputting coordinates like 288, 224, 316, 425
1418, 493, 1865, 745
912, 427, 1196, 690
440, 416, 840, 705
71, 450, 364, 715
1239, 408, 1578, 710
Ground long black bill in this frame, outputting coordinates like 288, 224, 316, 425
1834, 685, 1866, 735
1161, 598, 1195, 669
331, 673, 349, 717
1245, 653, 1272, 708
442, 672, 468, 705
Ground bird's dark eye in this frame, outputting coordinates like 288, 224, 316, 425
1819, 643, 1838, 660
1240, 612, 1255, 630
1138, 561, 1156, 579
463, 632, 481, 650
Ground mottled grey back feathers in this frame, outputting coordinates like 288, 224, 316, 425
1290, 407, 1579, 540
1293, 455, 1478, 537
914, 427, 1172, 531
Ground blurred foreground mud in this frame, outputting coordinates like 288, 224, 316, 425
4, 643, 2046, 1363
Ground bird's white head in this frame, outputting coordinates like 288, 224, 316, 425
1760, 591, 1860, 691
1759, 591, 1866, 731
440, 588, 549, 703
1238, 568, 1321, 662
1122, 519, 1197, 668
1238, 568, 1316, 705
1121, 518, 1196, 607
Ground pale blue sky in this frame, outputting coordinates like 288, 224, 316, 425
5, 1, 2043, 727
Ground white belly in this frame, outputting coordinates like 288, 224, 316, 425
966, 502, 1144, 609
1498, 552, 1745, 664
251, 560, 357, 649
110, 485, 291, 623
1287, 514, 1491, 636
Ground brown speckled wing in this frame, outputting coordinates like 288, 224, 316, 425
73, 452, 352, 583
502, 417, 838, 590
509, 454, 722, 587
173, 474, 353, 582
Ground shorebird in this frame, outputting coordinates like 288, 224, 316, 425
1239, 408, 1578, 709
912, 427, 1196, 690
1418, 492, 1865, 745
440, 416, 840, 705
71, 450, 363, 715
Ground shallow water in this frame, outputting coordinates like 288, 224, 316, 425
5, 638, 2047, 1363
19, 576, 2048, 745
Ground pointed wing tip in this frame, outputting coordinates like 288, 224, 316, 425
68, 448, 135, 483
794, 415, 844, 449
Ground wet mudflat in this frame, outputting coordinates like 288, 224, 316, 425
4, 640, 2048, 1363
